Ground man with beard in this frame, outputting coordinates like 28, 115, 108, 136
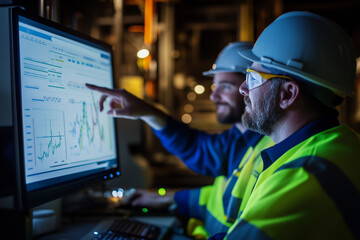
86, 42, 274, 238
209, 12, 360, 240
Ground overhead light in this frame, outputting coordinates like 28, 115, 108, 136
137, 49, 150, 58
181, 113, 192, 124
194, 84, 205, 94
184, 104, 194, 113
187, 92, 196, 101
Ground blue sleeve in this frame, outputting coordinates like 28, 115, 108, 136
207, 233, 227, 240
152, 117, 242, 176
174, 188, 205, 219
174, 189, 192, 216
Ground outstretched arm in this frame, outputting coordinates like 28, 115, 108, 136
87, 83, 233, 176
86, 83, 168, 130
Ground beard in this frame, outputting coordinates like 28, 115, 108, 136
216, 101, 245, 124
242, 82, 283, 135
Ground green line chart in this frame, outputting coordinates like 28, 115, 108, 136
67, 93, 105, 157
37, 122, 62, 162
34, 109, 67, 167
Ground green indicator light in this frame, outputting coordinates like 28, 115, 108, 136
158, 188, 166, 196
142, 208, 148, 213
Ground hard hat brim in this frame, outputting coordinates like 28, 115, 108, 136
202, 69, 246, 76
239, 49, 352, 97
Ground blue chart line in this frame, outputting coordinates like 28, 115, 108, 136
34, 109, 67, 166
68, 93, 104, 156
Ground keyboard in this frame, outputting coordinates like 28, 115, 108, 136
93, 218, 161, 240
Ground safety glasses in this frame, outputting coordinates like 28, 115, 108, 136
245, 69, 293, 90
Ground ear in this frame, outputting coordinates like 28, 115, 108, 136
278, 81, 300, 109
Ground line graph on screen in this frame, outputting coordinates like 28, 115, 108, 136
67, 92, 105, 158
33, 109, 67, 168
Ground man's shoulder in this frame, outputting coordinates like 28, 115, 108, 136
286, 124, 360, 161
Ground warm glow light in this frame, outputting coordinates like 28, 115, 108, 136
184, 104, 194, 113
187, 92, 196, 101
128, 25, 144, 33
194, 84, 205, 94
182, 113, 192, 124
211, 83, 215, 91
108, 197, 120, 204
137, 49, 150, 58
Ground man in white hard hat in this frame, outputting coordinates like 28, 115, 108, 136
209, 11, 360, 240
86, 42, 274, 238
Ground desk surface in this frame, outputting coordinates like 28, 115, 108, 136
34, 193, 194, 240
36, 213, 192, 240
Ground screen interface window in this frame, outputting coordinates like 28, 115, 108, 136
18, 17, 117, 191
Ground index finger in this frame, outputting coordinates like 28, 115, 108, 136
85, 83, 118, 96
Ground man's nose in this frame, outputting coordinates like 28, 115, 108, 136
210, 88, 219, 101
239, 81, 249, 96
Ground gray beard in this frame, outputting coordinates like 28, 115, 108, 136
242, 84, 283, 135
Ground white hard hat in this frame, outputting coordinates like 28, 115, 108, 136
203, 42, 253, 76
239, 11, 356, 97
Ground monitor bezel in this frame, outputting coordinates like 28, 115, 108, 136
11, 7, 121, 210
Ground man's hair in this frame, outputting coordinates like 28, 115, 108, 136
269, 77, 287, 97
270, 77, 339, 115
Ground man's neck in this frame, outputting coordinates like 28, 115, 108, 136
235, 122, 247, 133
270, 109, 327, 144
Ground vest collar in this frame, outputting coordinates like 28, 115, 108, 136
260, 115, 340, 169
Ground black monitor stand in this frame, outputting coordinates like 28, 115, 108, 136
0, 208, 33, 240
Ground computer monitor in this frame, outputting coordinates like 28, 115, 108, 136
2, 7, 120, 210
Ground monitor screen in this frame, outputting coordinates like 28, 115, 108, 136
12, 9, 119, 208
